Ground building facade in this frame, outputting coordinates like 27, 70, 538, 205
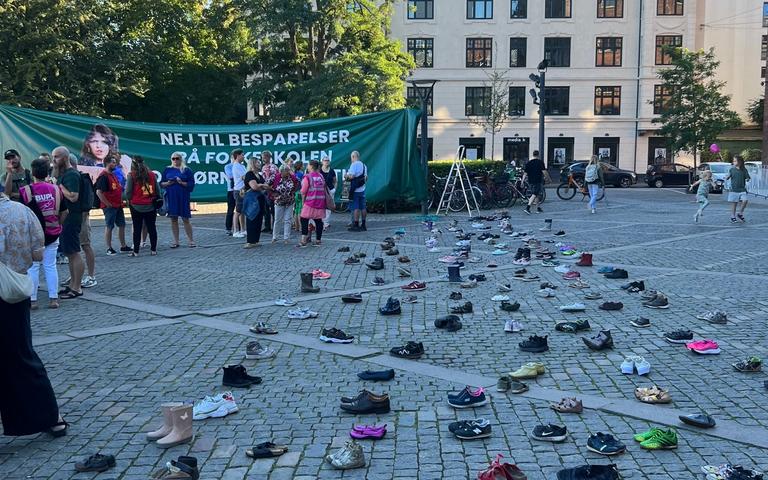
391, 0, 766, 172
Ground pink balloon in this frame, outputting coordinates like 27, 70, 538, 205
709, 144, 720, 153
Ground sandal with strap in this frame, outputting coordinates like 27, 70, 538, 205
170, 243, 180, 249
47, 420, 69, 437
245, 442, 288, 458
59, 288, 83, 299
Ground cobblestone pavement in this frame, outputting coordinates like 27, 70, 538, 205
2, 188, 768, 479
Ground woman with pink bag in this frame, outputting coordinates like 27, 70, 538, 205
298, 160, 327, 247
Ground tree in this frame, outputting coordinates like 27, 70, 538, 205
242, 0, 414, 121
747, 96, 764, 126
470, 70, 513, 161
652, 48, 741, 168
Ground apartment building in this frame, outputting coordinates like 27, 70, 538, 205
391, 0, 766, 172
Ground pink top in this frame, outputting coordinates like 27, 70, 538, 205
19, 182, 62, 238
300, 171, 327, 219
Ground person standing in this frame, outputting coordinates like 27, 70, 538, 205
224, 154, 235, 236
299, 160, 327, 247
2, 149, 31, 202
725, 155, 751, 223
523, 150, 546, 215
271, 164, 299, 244
584, 155, 605, 215
345, 151, 367, 231
70, 154, 97, 289
19, 157, 63, 310
231, 149, 247, 238
125, 156, 161, 256
689, 170, 714, 223
161, 152, 195, 247
320, 155, 336, 230
261, 151, 277, 234
95, 156, 130, 255
243, 158, 271, 248
54, 147, 85, 299
0, 183, 67, 438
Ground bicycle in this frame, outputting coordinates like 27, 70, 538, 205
556, 174, 605, 201
334, 181, 350, 213
428, 172, 483, 212
472, 169, 514, 208
507, 169, 547, 206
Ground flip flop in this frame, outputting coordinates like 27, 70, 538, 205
245, 443, 288, 458
188, 242, 197, 248
59, 290, 82, 299
170, 244, 180, 249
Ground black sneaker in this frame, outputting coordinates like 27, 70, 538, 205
553, 230, 566, 237
468, 274, 486, 282
453, 419, 492, 440
530, 424, 567, 442
338, 246, 350, 252
119, 246, 132, 253
621, 280, 645, 291
586, 432, 626, 456
447, 386, 488, 409
344, 256, 361, 265
75, 453, 116, 473
665, 329, 693, 343
342, 293, 363, 303
643, 294, 669, 309
319, 328, 354, 344
555, 319, 591, 333
519, 335, 548, 353
379, 297, 401, 315
449, 291, 463, 300
536, 207, 543, 213
630, 317, 651, 328
556, 464, 620, 480
513, 268, 527, 277
500, 300, 520, 312
450, 301, 473, 314
339, 391, 390, 414
390, 341, 424, 359
599, 302, 624, 311
371, 276, 385, 286
366, 257, 384, 270
582, 330, 614, 350
106, 248, 117, 256
435, 314, 460, 329
357, 369, 395, 381
604, 269, 628, 279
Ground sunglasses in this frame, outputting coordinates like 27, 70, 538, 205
172, 156, 181, 160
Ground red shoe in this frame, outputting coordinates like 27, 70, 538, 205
576, 252, 593, 267
401, 281, 427, 291
563, 271, 581, 280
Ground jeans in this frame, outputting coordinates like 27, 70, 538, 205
29, 240, 59, 301
588, 183, 600, 210
225, 191, 235, 231
130, 208, 157, 253
300, 217, 323, 241
273, 203, 293, 240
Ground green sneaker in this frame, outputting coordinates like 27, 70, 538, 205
639, 428, 677, 450
633, 427, 663, 443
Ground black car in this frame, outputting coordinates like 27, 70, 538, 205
559, 162, 637, 188
645, 163, 694, 188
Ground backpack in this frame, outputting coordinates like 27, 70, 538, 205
585, 164, 599, 183
78, 171, 97, 211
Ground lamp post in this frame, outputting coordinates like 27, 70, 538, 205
409, 78, 439, 215
528, 60, 548, 167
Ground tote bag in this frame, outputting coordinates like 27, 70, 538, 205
0, 260, 34, 303
324, 187, 335, 210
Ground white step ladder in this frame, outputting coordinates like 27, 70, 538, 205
436, 146, 480, 216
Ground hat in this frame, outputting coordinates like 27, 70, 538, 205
4, 149, 20, 159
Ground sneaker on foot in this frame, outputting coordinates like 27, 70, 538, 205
106, 248, 117, 256
81, 275, 97, 288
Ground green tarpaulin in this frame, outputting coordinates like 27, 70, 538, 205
0, 105, 426, 202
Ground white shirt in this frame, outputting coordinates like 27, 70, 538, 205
348, 161, 367, 193
232, 162, 247, 190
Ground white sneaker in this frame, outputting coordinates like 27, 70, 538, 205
81, 275, 98, 288
245, 341, 276, 360
537, 288, 556, 298
193, 392, 238, 420
287, 307, 319, 319
504, 319, 523, 333
559, 303, 586, 312
554, 264, 571, 274
233, 231, 247, 238
491, 295, 510, 302
275, 296, 297, 307
591, 209, 596, 214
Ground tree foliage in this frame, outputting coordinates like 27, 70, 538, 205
243, 0, 414, 121
652, 48, 741, 168
470, 70, 512, 161
747, 96, 764, 126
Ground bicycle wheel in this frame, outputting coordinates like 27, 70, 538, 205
493, 184, 514, 208
556, 183, 577, 200
449, 187, 481, 212
334, 201, 349, 214
540, 187, 547, 203
596, 187, 605, 202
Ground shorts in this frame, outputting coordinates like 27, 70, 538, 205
530, 182, 544, 197
727, 191, 747, 203
235, 194, 244, 213
103, 207, 126, 229
79, 212, 92, 246
351, 191, 366, 211
59, 220, 82, 255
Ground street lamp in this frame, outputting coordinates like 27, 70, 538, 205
408, 78, 439, 215
530, 60, 548, 168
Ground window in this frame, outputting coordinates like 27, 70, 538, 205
655, 35, 682, 65
408, 0, 434, 19
657, 0, 683, 15
544, 38, 571, 67
594, 86, 621, 115
545, 0, 572, 18
764, 3, 768, 27
596, 37, 622, 66
510, 0, 527, 18
467, 0, 493, 18
544, 86, 570, 115
407, 38, 434, 68
407, 86, 434, 116
509, 38, 527, 67
509, 87, 526, 116
763, 35, 767, 61
466, 38, 493, 67
653, 85, 676, 114
597, 0, 623, 17
465, 87, 491, 116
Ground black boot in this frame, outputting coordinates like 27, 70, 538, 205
448, 265, 462, 283
300, 272, 320, 293
514, 248, 524, 261
366, 257, 384, 270
222, 364, 262, 388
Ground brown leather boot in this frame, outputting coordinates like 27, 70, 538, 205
156, 404, 193, 448
146, 402, 183, 441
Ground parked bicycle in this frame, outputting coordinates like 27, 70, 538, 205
506, 168, 547, 206
556, 173, 604, 201
428, 172, 483, 212
472, 169, 514, 208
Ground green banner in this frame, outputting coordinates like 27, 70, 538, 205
0, 105, 426, 202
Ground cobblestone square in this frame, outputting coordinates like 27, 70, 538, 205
2, 188, 768, 479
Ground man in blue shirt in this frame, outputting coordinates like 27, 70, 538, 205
345, 151, 367, 231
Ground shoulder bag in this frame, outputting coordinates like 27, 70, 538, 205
0, 260, 34, 303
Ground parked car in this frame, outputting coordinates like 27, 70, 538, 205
645, 163, 694, 188
559, 162, 637, 187
696, 162, 730, 193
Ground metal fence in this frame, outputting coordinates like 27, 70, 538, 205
747, 164, 768, 198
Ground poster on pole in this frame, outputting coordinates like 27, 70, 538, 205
0, 106, 426, 202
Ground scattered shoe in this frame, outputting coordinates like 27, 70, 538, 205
630, 317, 651, 328
193, 392, 239, 420
599, 301, 624, 311
519, 335, 548, 353
389, 341, 424, 359
401, 281, 426, 291
287, 307, 319, 319
397, 267, 412, 277
556, 464, 620, 480
586, 433, 626, 456
344, 256, 361, 265
350, 424, 387, 440
300, 272, 320, 293
621, 280, 645, 291
449, 291, 463, 300
451, 301, 473, 314
435, 314, 463, 332
537, 288, 556, 298
499, 300, 521, 312
550, 397, 583, 414
245, 442, 289, 459
338, 246, 350, 252
325, 440, 366, 469
311, 269, 331, 280
575, 253, 593, 267
686, 339, 721, 354
371, 276, 386, 286
604, 269, 628, 279
679, 413, 716, 428
75, 453, 116, 473
509, 362, 545, 379
643, 293, 670, 309
274, 296, 297, 306
478, 454, 527, 480
531, 424, 567, 442
492, 294, 510, 302
634, 386, 672, 404
733, 356, 762, 372
697, 310, 728, 324
453, 418, 492, 440
222, 364, 262, 388
582, 330, 614, 350
357, 369, 395, 381
150, 456, 199, 479
563, 271, 581, 280
447, 386, 488, 409
366, 258, 384, 270
245, 341, 276, 360
341, 293, 363, 303
249, 322, 278, 335
340, 391, 391, 414
555, 319, 591, 334
398, 255, 411, 263
401, 295, 418, 304
461, 279, 478, 289
634, 427, 677, 449
468, 273, 486, 282
379, 297, 401, 315
553, 230, 566, 237
504, 319, 523, 333
319, 328, 355, 344
665, 329, 693, 344
559, 303, 587, 312
583, 291, 603, 300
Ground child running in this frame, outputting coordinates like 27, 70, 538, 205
689, 170, 713, 223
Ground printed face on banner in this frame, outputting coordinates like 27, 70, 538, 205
553, 148, 566, 164
598, 148, 611, 161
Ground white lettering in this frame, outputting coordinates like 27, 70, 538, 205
262, 133, 273, 145
160, 133, 175, 145
229, 134, 240, 146
187, 149, 200, 164
339, 130, 350, 143
274, 134, 285, 145
317, 132, 327, 143
328, 131, 338, 143
287, 133, 299, 144
215, 152, 229, 165
204, 152, 216, 164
